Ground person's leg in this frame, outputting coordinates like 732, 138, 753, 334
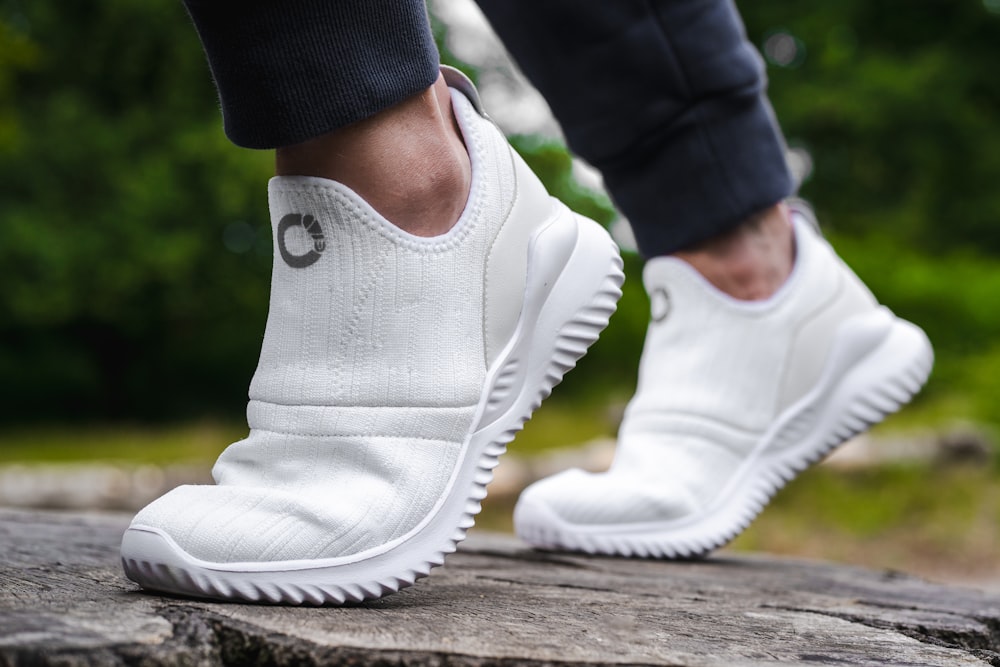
120, 1, 624, 603
183, 0, 440, 150
478, 0, 797, 310
477, 0, 933, 556
475, 0, 793, 260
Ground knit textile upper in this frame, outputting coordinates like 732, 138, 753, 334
132, 90, 520, 563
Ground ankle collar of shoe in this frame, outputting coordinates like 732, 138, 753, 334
266, 88, 491, 254
644, 216, 817, 312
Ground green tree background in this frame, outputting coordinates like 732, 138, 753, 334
1, 0, 999, 430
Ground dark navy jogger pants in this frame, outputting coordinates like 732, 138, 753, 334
182, 0, 793, 257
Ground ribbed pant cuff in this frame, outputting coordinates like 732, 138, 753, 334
183, 0, 440, 149
606, 93, 794, 257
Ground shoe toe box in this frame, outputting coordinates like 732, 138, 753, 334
515, 467, 700, 533
128, 481, 415, 564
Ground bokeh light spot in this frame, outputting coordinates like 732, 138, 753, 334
786, 146, 814, 188
764, 30, 807, 68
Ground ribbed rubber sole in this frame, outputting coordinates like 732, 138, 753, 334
514, 310, 933, 559
121, 207, 624, 605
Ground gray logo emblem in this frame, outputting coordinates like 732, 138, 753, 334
650, 287, 671, 323
277, 214, 326, 268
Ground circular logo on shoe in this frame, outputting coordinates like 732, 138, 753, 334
650, 287, 671, 323
277, 213, 326, 268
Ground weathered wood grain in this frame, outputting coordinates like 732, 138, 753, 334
1, 508, 999, 666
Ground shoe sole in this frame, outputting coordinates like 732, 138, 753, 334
120, 202, 624, 604
514, 307, 934, 558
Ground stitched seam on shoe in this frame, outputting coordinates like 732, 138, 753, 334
248, 400, 479, 409
245, 428, 464, 442
334, 242, 390, 395
625, 408, 765, 438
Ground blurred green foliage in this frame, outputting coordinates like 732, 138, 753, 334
0, 0, 273, 420
740, 2, 1000, 426
1, 1, 1000, 428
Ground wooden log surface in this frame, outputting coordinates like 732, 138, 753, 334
2, 508, 1000, 666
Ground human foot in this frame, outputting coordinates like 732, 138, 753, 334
514, 204, 933, 558
120, 68, 624, 603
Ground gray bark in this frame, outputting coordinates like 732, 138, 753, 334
1, 508, 999, 666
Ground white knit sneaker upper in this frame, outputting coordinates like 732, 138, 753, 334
515, 212, 928, 546
132, 86, 526, 563
611, 214, 878, 517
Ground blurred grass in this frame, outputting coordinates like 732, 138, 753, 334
730, 462, 1000, 582
0, 421, 238, 465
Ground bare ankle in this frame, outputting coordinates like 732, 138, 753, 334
674, 203, 795, 300
275, 75, 471, 237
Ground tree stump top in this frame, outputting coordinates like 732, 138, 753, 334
2, 508, 999, 666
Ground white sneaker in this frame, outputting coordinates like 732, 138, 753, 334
120, 68, 624, 603
514, 206, 932, 558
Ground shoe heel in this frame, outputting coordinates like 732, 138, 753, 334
474, 203, 624, 434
